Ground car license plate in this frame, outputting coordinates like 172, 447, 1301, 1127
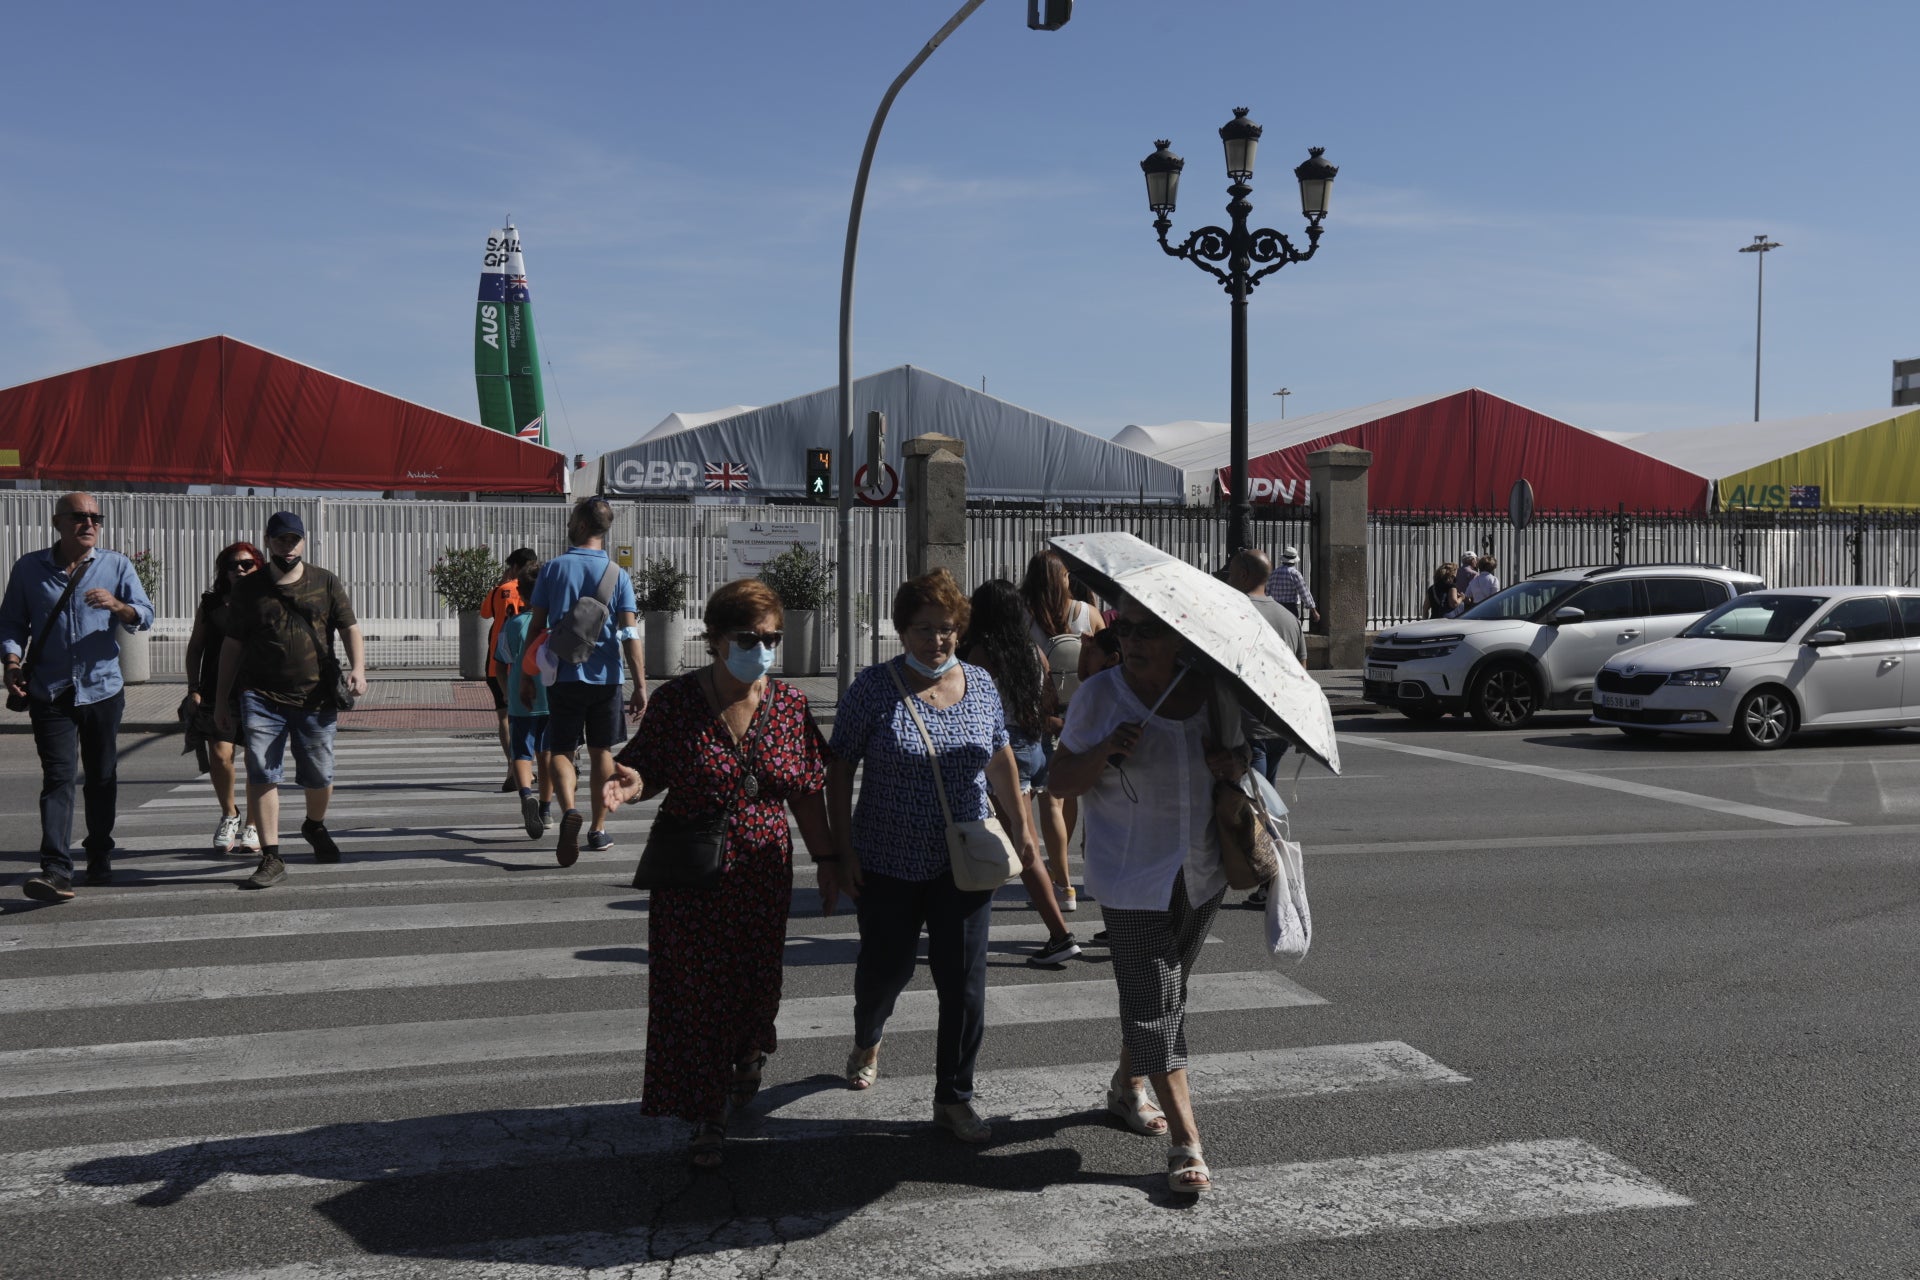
1365, 665, 1394, 683
1597, 692, 1641, 710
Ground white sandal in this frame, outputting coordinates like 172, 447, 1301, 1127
1105, 1084, 1168, 1136
1167, 1144, 1212, 1195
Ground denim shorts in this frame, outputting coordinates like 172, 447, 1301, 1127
241, 690, 338, 789
508, 714, 550, 762
1008, 727, 1048, 794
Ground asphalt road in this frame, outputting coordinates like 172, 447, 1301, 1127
0, 707, 1914, 1278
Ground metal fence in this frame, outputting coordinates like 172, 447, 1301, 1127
969, 500, 1311, 587
1368, 507, 1920, 627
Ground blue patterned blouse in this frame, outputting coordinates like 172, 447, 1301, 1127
829, 657, 1009, 882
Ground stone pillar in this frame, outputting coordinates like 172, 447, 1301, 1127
903, 433, 967, 586
1308, 444, 1372, 670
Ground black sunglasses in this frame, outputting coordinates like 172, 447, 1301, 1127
226, 559, 259, 574
730, 630, 784, 650
1112, 617, 1172, 641
63, 511, 105, 525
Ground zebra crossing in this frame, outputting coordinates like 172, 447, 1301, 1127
0, 729, 1692, 1277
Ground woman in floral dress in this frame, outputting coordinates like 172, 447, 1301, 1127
603, 578, 834, 1169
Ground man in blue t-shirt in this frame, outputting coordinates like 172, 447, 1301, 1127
523, 496, 644, 867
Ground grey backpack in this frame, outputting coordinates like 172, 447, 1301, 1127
547, 562, 623, 666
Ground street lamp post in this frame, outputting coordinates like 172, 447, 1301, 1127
1738, 234, 1781, 422
1272, 387, 1290, 419
1143, 109, 1335, 556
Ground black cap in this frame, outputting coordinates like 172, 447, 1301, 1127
266, 511, 305, 540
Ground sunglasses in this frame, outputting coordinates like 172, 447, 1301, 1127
1112, 617, 1172, 641
63, 511, 105, 526
226, 559, 259, 574
730, 631, 784, 650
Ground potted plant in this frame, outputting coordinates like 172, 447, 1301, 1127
118, 549, 161, 685
632, 555, 692, 677
758, 543, 831, 676
428, 546, 504, 679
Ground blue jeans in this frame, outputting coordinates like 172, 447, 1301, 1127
853, 868, 995, 1104
29, 689, 124, 876
1248, 736, 1287, 784
241, 691, 337, 789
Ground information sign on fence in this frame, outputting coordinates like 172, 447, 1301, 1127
725, 520, 823, 582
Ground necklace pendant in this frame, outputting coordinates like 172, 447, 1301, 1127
743, 773, 760, 799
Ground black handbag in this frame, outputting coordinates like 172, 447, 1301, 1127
631, 808, 728, 890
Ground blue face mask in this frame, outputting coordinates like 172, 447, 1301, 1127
903, 651, 960, 679
726, 639, 777, 683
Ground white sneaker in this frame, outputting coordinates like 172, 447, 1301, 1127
240, 824, 261, 853
1056, 883, 1077, 912
213, 814, 243, 851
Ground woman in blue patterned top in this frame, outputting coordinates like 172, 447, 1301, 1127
826, 568, 1040, 1145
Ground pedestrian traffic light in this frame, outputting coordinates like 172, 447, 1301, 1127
805, 447, 832, 501
1027, 0, 1072, 29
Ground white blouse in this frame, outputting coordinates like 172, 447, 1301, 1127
1059, 666, 1228, 912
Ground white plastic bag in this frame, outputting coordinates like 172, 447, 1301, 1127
1249, 770, 1312, 964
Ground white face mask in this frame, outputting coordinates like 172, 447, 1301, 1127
725, 639, 777, 683
903, 651, 959, 679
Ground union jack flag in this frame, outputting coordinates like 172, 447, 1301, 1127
705, 461, 751, 491
516, 415, 544, 441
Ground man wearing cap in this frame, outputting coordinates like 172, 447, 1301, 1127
1453, 549, 1480, 603
214, 512, 367, 889
0, 492, 153, 903
1264, 546, 1320, 629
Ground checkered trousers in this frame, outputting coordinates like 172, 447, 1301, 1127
1102, 875, 1227, 1077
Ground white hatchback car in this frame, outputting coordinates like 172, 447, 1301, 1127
1363, 564, 1765, 729
1590, 586, 1920, 749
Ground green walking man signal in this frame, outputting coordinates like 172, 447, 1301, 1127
806, 447, 832, 502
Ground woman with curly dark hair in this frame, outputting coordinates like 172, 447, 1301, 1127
959, 579, 1080, 967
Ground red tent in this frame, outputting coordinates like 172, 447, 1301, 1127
1141, 389, 1710, 512
0, 336, 567, 494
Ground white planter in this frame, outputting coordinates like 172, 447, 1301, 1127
782, 609, 818, 676
117, 627, 151, 685
644, 611, 687, 677
458, 610, 491, 680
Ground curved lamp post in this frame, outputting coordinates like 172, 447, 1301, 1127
1143, 109, 1336, 555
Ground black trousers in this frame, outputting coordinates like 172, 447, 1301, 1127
852, 868, 995, 1105
30, 689, 124, 876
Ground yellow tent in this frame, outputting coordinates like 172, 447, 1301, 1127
1622, 408, 1920, 511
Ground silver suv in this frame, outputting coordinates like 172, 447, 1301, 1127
1363, 564, 1767, 728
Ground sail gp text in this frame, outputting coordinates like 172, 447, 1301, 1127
615, 459, 705, 489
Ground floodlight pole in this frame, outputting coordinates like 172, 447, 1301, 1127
1738, 235, 1781, 422
836, 0, 988, 698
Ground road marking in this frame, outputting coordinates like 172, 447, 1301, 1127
0, 972, 1320, 1098
175, 1138, 1687, 1279
1309, 823, 1920, 856
0, 896, 644, 951
1341, 734, 1848, 828
0, 1043, 1457, 1213
0, 923, 1155, 1012
0, 869, 633, 905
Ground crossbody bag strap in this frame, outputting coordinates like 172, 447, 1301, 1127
886, 660, 956, 829
593, 560, 621, 606
21, 555, 93, 681
276, 583, 336, 661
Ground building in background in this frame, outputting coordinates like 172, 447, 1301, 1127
1618, 407, 1920, 512
1895, 357, 1920, 408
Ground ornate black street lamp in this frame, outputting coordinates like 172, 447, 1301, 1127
1143, 109, 1336, 555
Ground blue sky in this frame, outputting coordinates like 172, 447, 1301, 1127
3, 0, 1911, 465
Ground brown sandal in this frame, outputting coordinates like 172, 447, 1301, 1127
730, 1051, 770, 1108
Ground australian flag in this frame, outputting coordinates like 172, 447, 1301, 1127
1788, 484, 1821, 509
506, 274, 530, 303
705, 461, 751, 492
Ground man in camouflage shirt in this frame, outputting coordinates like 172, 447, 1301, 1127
215, 511, 367, 888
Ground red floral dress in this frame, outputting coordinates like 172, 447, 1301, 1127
616, 674, 828, 1122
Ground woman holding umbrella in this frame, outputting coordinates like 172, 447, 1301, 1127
1048, 594, 1248, 1196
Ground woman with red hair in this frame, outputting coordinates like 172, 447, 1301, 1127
182, 541, 265, 854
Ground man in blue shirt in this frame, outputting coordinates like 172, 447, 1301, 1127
522, 496, 645, 866
0, 492, 154, 902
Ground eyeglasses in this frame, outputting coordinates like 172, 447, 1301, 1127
1112, 617, 1172, 641
906, 623, 960, 640
730, 631, 784, 650
63, 511, 105, 526
226, 559, 259, 575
